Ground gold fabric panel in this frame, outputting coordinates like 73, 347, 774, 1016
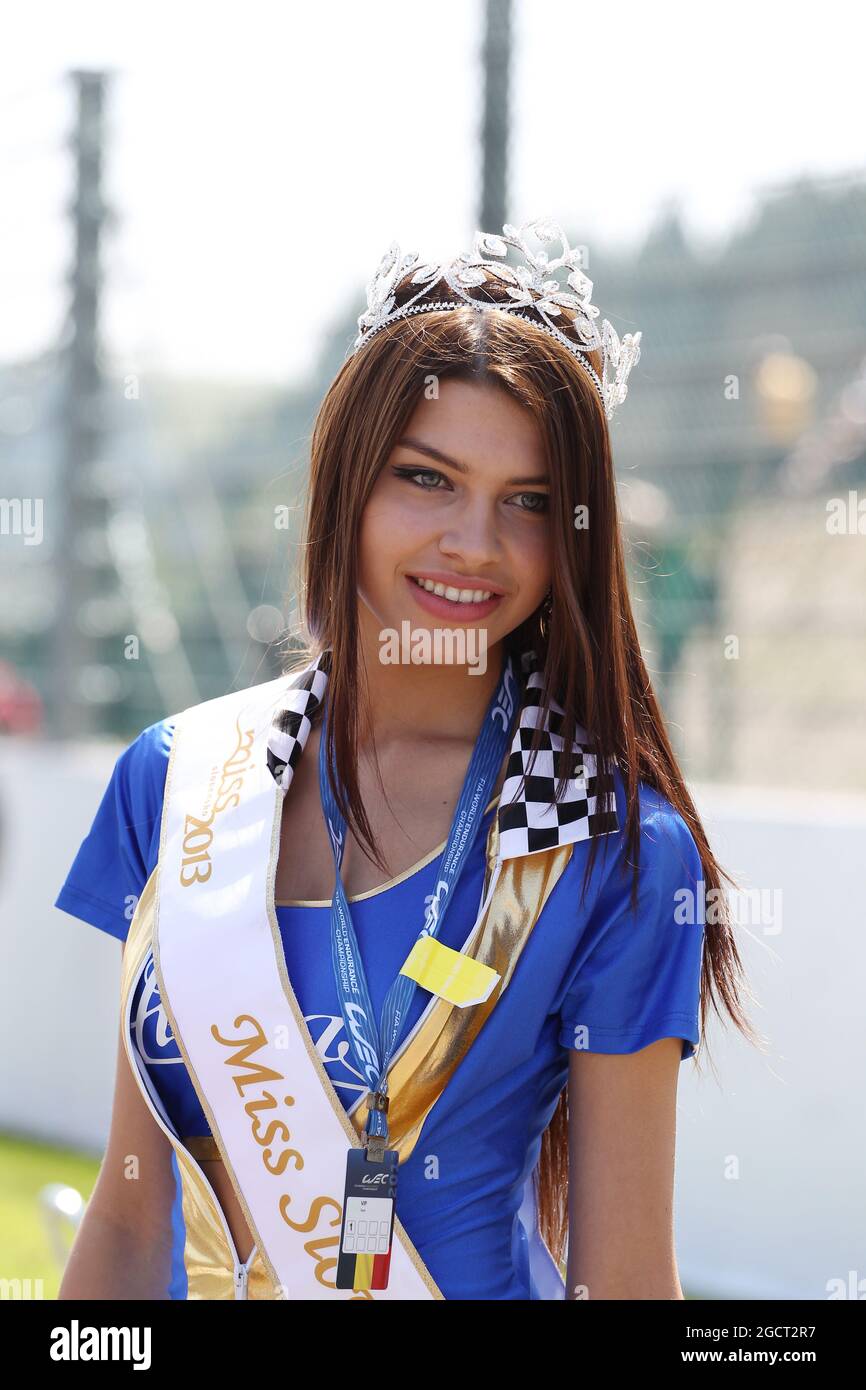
182, 1136, 221, 1161
350, 811, 574, 1163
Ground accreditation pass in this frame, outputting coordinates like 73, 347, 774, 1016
335, 1147, 398, 1291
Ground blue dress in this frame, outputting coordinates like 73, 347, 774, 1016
54, 718, 705, 1299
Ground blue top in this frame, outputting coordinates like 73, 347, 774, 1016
54, 717, 705, 1301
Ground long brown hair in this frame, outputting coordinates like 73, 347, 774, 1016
279, 269, 763, 1271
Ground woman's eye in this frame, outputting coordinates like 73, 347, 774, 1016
392, 466, 446, 491
513, 492, 549, 513
392, 466, 548, 513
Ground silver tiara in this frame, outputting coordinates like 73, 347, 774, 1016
349, 216, 642, 421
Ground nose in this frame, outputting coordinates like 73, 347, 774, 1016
437, 496, 504, 572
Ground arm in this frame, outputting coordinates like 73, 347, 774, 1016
565, 1036, 685, 1300
58, 946, 177, 1300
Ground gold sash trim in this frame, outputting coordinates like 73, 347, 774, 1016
120, 808, 575, 1298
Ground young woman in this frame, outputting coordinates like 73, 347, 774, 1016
55, 218, 758, 1301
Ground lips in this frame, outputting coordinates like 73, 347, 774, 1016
405, 573, 504, 620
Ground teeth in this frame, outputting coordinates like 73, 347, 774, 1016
412, 576, 495, 603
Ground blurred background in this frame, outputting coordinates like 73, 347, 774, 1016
1, 0, 864, 1301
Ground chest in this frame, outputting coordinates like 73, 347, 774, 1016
273, 722, 507, 903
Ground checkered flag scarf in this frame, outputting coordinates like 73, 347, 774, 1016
266, 648, 618, 862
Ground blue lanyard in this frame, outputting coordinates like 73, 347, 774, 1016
317, 649, 517, 1148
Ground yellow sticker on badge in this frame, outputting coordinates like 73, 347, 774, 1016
399, 936, 501, 1008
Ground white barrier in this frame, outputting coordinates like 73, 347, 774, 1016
0, 737, 126, 1153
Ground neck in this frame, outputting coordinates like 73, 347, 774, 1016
354, 607, 507, 751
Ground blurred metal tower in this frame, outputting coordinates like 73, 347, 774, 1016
479, 0, 512, 233
47, 71, 200, 737
51, 71, 113, 739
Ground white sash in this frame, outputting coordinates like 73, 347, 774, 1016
152, 672, 440, 1300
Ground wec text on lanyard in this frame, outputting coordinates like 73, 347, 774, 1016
317, 648, 518, 1291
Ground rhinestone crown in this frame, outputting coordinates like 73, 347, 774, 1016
349, 215, 642, 421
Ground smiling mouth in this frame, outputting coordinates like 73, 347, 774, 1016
408, 575, 501, 604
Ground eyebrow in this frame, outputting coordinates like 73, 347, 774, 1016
395, 436, 549, 487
